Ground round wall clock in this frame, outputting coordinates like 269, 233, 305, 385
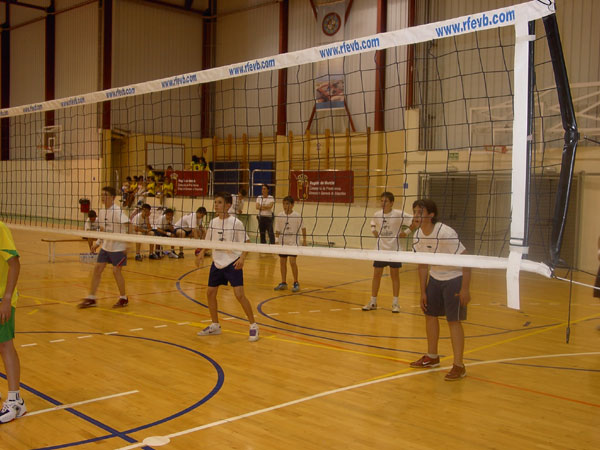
322, 12, 342, 36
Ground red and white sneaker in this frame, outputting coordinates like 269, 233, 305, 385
409, 355, 440, 368
78, 298, 97, 309
444, 364, 466, 381
113, 297, 129, 308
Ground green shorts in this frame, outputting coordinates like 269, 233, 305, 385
0, 307, 16, 343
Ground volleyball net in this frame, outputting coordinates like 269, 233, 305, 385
0, 1, 577, 308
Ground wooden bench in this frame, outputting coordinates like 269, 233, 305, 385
41, 238, 87, 263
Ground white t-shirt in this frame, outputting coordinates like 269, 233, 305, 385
84, 218, 100, 232
275, 211, 304, 246
228, 194, 245, 215
175, 212, 203, 231
371, 209, 413, 251
412, 222, 466, 281
154, 214, 175, 233
132, 213, 151, 232
98, 204, 130, 253
256, 195, 275, 216
205, 215, 249, 269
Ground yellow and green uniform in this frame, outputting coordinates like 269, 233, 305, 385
0, 222, 19, 308
0, 221, 18, 342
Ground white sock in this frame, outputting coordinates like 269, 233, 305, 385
371, 297, 377, 304
119, 295, 127, 300
87, 295, 97, 300
8, 391, 20, 401
392, 297, 399, 304
427, 353, 439, 359
250, 323, 258, 329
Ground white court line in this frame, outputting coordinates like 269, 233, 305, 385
78, 335, 93, 339
349, 307, 361, 310
222, 317, 235, 321
268, 313, 280, 316
113, 352, 600, 450
50, 339, 65, 343
27, 390, 139, 417
177, 322, 189, 325
308, 310, 321, 313
154, 325, 168, 328
104, 331, 118, 335
330, 309, 342, 312
200, 319, 211, 323
21, 343, 38, 347
129, 328, 143, 332
288, 311, 300, 314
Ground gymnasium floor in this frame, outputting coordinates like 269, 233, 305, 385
2, 228, 599, 450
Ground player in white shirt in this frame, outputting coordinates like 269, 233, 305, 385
273, 196, 307, 292
132, 203, 155, 261
152, 208, 177, 259
409, 199, 471, 381
174, 207, 207, 258
79, 186, 132, 309
195, 192, 259, 342
228, 188, 247, 217
362, 192, 416, 313
255, 184, 275, 244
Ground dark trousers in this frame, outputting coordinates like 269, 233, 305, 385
258, 215, 275, 244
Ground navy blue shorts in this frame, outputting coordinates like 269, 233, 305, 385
279, 254, 297, 258
97, 249, 127, 267
208, 260, 244, 287
424, 276, 466, 321
373, 261, 402, 269
176, 228, 192, 237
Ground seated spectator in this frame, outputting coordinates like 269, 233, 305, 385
162, 175, 174, 198
229, 187, 247, 217
84, 210, 100, 252
146, 177, 157, 197
191, 155, 208, 171
174, 207, 207, 258
152, 208, 177, 259
132, 203, 155, 261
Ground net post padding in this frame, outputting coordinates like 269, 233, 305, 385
542, 13, 579, 270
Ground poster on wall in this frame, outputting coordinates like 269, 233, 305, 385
290, 170, 354, 203
169, 171, 209, 196
315, 75, 345, 110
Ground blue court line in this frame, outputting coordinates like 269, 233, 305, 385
176, 267, 560, 350
5, 331, 224, 450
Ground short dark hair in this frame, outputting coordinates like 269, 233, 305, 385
412, 198, 438, 224
88, 210, 97, 218
283, 195, 294, 204
381, 191, 395, 203
102, 186, 117, 197
164, 208, 174, 215
239, 187, 247, 197
141, 203, 152, 211
196, 207, 207, 214
215, 191, 233, 206
261, 184, 270, 192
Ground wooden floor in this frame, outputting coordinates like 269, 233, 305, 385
2, 229, 599, 450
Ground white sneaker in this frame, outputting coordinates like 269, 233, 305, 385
392, 303, 400, 313
0, 399, 27, 424
168, 251, 179, 259
362, 302, 377, 311
197, 323, 221, 336
249, 324, 259, 342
